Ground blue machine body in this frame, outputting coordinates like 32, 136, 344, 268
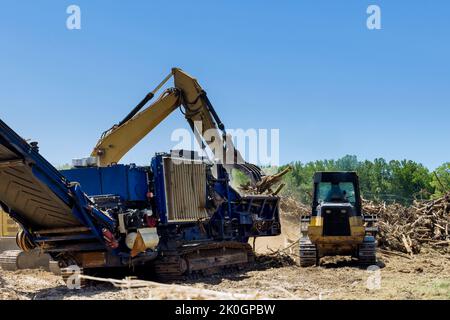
61, 165, 148, 202
0, 118, 281, 271
151, 154, 168, 224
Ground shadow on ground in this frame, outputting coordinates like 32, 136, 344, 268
319, 256, 386, 269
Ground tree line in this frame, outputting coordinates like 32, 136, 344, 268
274, 155, 450, 205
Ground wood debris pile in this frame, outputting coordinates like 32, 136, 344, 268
280, 197, 310, 216
363, 193, 450, 255
239, 167, 292, 196
277, 194, 450, 256
255, 251, 296, 269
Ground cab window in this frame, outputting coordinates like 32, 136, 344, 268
316, 182, 356, 205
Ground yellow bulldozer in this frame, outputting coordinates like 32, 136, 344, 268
299, 172, 378, 267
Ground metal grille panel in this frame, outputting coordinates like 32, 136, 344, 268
163, 158, 208, 222
322, 208, 351, 236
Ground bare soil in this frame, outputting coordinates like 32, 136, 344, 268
1, 209, 449, 300
1, 250, 449, 300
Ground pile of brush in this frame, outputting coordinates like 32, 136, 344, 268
255, 251, 296, 269
363, 194, 450, 255
277, 194, 450, 256
279, 197, 310, 217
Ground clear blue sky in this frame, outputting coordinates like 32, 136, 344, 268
0, 1, 449, 169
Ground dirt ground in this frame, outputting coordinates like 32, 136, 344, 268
1, 212, 449, 300
1, 249, 449, 300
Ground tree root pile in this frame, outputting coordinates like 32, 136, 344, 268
363, 194, 450, 255
279, 197, 309, 222
255, 251, 296, 269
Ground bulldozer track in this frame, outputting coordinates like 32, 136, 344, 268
153, 241, 254, 281
358, 238, 377, 267
299, 238, 318, 267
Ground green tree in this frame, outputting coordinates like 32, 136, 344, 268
357, 158, 391, 202
388, 160, 433, 203
55, 163, 72, 170
431, 163, 450, 198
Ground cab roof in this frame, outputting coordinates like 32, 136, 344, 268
313, 171, 359, 184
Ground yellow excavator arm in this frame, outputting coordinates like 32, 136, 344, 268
91, 68, 262, 182
92, 88, 180, 166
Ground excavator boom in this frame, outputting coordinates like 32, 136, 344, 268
91, 68, 263, 182
92, 89, 180, 166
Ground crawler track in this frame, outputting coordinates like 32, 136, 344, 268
153, 241, 254, 281
299, 238, 318, 267
0, 250, 21, 271
358, 237, 377, 266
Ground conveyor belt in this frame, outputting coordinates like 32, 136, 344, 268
0, 119, 81, 229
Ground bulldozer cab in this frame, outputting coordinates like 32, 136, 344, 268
299, 171, 377, 267
312, 172, 362, 217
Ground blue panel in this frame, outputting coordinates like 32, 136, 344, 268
61, 165, 148, 202
239, 214, 253, 225
61, 167, 102, 196
127, 167, 148, 201
151, 155, 168, 223
101, 165, 128, 199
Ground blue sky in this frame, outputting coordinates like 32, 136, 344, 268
0, 1, 449, 169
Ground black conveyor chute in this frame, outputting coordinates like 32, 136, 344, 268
0, 119, 82, 229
